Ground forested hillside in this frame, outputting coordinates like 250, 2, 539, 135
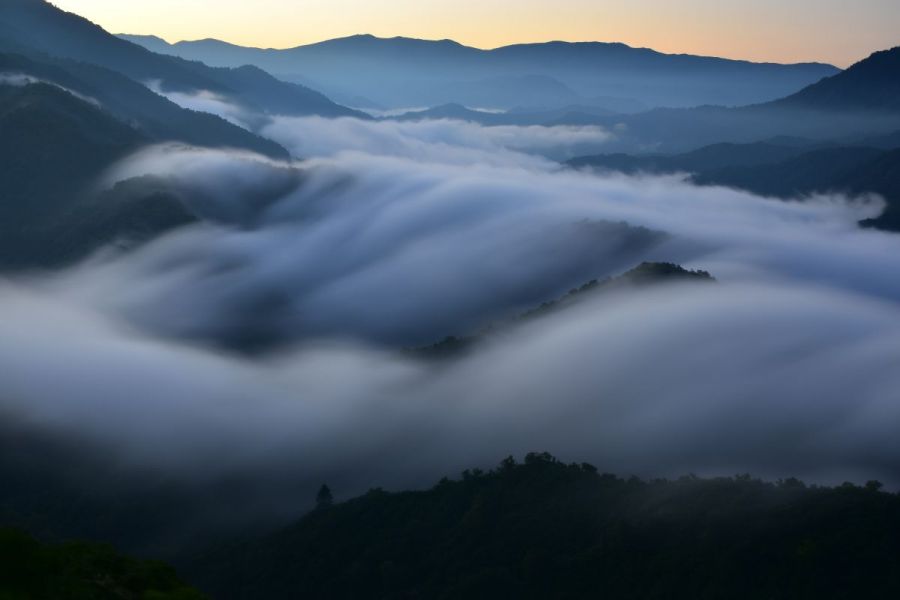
187, 454, 900, 599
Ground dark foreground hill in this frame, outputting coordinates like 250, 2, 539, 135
0, 528, 205, 599
186, 453, 900, 600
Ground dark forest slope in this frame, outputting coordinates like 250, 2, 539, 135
0, 81, 196, 269
188, 453, 900, 600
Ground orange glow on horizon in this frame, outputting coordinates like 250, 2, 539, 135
50, 0, 900, 68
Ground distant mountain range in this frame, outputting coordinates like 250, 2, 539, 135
390, 103, 621, 127
565, 47, 900, 228
120, 33, 839, 111
387, 47, 900, 159
555, 47, 900, 154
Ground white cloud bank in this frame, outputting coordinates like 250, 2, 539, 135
262, 115, 613, 163
2, 107, 899, 536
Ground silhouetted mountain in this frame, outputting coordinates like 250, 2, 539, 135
590, 106, 900, 156
695, 147, 900, 231
775, 46, 900, 113
519, 262, 713, 319
385, 48, 900, 156
570, 143, 900, 232
594, 48, 900, 154
845, 150, 900, 229
412, 263, 713, 359
0, 528, 205, 599
569, 142, 810, 174
692, 147, 886, 196
118, 33, 175, 55
121, 33, 838, 111
0, 0, 363, 119
186, 453, 900, 600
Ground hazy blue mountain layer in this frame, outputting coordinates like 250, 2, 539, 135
120, 33, 838, 111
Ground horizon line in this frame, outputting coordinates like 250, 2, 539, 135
119, 31, 850, 68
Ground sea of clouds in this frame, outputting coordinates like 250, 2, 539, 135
2, 93, 900, 538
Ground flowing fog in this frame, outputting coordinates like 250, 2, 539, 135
1, 71, 102, 106
3, 99, 900, 529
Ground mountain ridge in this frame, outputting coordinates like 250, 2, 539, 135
135, 32, 837, 70
0, 0, 364, 119
773, 46, 900, 113
0, 51, 288, 158
120, 32, 839, 111
546, 47, 900, 154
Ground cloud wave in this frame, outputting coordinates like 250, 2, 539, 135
2, 108, 900, 543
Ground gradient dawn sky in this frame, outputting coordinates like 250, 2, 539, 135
52, 0, 899, 67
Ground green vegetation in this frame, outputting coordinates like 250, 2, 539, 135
188, 453, 900, 599
0, 528, 205, 599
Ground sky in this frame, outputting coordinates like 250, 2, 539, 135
52, 0, 899, 67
